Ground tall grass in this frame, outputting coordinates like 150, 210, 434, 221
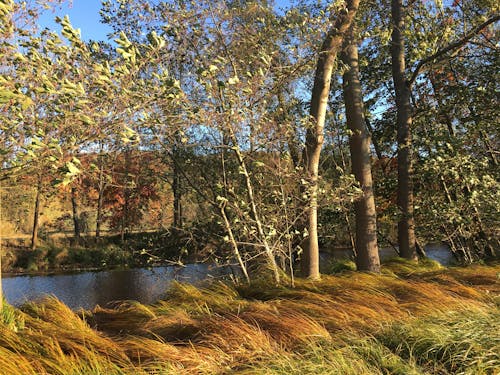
0, 263, 498, 374
379, 309, 499, 374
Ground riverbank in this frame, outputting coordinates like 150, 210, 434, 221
1, 230, 198, 275
1, 260, 499, 374
2, 229, 461, 276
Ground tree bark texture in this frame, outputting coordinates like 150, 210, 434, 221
172, 150, 183, 228
341, 25, 381, 272
96, 158, 104, 240
71, 186, 81, 244
390, 0, 417, 261
0, 191, 3, 312
30, 176, 42, 251
364, 117, 383, 160
121, 149, 131, 243
303, 0, 360, 279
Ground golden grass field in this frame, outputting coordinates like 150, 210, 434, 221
1, 259, 499, 374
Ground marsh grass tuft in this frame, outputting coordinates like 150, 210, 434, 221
0, 263, 498, 374
1, 299, 24, 332
378, 309, 500, 374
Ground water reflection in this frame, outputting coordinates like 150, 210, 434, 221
3, 245, 453, 310
3, 264, 235, 310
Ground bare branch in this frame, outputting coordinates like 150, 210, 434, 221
408, 14, 500, 87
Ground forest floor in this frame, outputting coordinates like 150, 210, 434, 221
1, 259, 499, 374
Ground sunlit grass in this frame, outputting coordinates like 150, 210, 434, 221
0, 263, 498, 374
378, 309, 500, 374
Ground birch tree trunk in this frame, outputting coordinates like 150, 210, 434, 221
302, 0, 360, 279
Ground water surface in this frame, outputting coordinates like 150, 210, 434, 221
3, 244, 454, 310
3, 264, 236, 310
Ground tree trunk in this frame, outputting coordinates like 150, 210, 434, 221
30, 176, 42, 251
0, 242, 2, 312
365, 117, 383, 160
302, 0, 360, 279
96, 155, 105, 240
172, 150, 183, 228
341, 25, 381, 272
228, 126, 281, 285
0, 191, 3, 312
71, 186, 81, 245
390, 0, 417, 261
427, 72, 456, 137
219, 204, 250, 284
479, 130, 498, 167
277, 91, 300, 168
121, 149, 131, 243
467, 106, 498, 167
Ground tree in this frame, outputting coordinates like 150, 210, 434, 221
302, 0, 360, 279
0, 0, 69, 311
390, 0, 498, 261
340, 24, 380, 272
390, 0, 418, 260
99, 0, 323, 283
0, 184, 3, 312
95, 145, 107, 240
70, 185, 82, 244
100, 0, 195, 232
407, 3, 500, 261
30, 174, 43, 250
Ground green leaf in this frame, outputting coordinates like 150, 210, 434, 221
228, 75, 240, 85
66, 161, 81, 175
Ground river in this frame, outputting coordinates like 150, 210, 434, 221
2, 244, 454, 310
2, 263, 237, 310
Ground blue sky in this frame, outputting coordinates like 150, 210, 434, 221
37, 0, 295, 42
38, 0, 113, 41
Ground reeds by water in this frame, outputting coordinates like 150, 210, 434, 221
1, 260, 498, 374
